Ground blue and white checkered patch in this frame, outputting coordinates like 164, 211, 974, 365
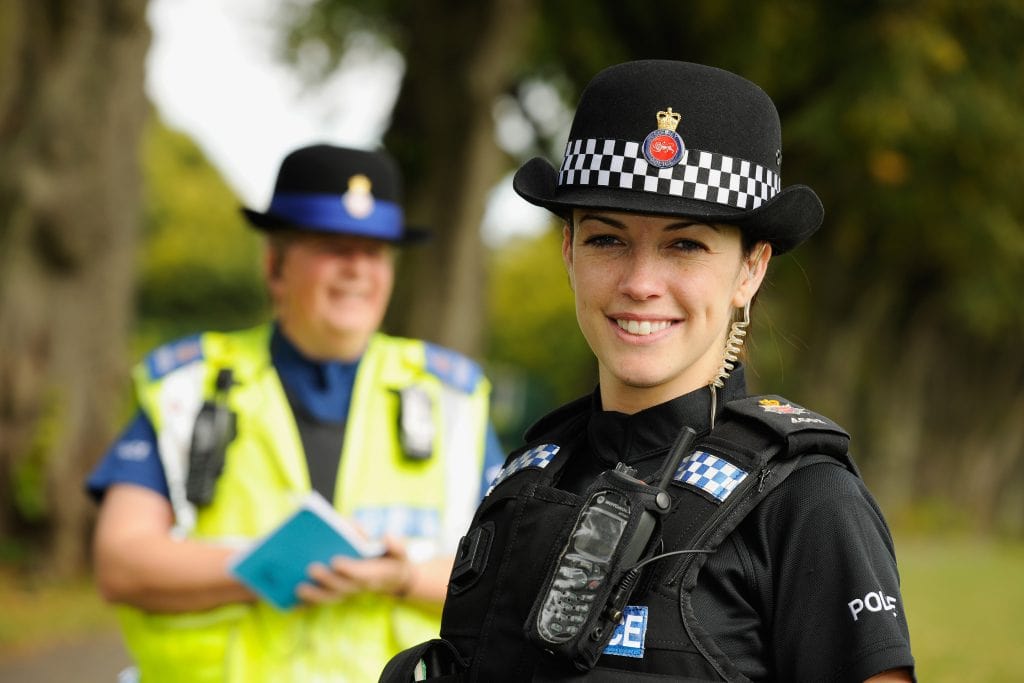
486, 443, 560, 495
673, 451, 747, 502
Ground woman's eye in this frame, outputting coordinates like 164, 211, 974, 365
672, 239, 708, 253
583, 234, 622, 247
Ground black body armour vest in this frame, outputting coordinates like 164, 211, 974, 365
381, 395, 854, 683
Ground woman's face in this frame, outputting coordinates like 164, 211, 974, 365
267, 232, 395, 360
563, 209, 769, 414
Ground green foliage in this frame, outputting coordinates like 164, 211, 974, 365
137, 119, 269, 348
485, 226, 596, 439
793, 2, 1024, 343
11, 392, 60, 522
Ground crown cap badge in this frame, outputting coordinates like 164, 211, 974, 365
342, 173, 375, 219
656, 107, 681, 132
642, 106, 685, 168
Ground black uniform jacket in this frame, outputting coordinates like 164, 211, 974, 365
440, 368, 915, 682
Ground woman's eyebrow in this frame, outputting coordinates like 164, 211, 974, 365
665, 221, 719, 233
577, 213, 627, 229
576, 213, 720, 233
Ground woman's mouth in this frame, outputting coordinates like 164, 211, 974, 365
615, 319, 672, 336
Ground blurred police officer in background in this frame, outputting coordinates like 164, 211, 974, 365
87, 144, 504, 682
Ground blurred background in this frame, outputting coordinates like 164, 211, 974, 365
1, 0, 1022, 681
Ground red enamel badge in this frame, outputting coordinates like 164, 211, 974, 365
642, 107, 685, 168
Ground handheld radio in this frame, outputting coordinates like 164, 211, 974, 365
526, 426, 697, 670
186, 368, 236, 507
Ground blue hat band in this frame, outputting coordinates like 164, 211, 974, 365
268, 192, 404, 240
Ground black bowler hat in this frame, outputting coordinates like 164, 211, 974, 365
513, 60, 823, 254
242, 144, 429, 244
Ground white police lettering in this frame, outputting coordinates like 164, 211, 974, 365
791, 416, 826, 425
603, 605, 648, 658
117, 440, 151, 461
847, 588, 898, 621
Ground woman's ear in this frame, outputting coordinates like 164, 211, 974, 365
561, 222, 575, 291
732, 241, 771, 308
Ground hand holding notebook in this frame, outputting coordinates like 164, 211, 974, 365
229, 491, 385, 609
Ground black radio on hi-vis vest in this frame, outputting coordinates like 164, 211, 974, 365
186, 369, 237, 507
526, 426, 697, 671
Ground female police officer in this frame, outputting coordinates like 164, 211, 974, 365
382, 61, 915, 682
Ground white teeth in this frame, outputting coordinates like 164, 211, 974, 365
616, 319, 670, 336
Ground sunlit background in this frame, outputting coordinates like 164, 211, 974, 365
147, 0, 551, 246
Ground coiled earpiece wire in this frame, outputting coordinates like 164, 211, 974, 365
708, 299, 750, 427
708, 243, 765, 426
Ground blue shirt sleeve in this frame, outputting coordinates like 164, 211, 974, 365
85, 410, 170, 502
479, 421, 506, 499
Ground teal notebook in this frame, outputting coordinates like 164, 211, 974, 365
229, 491, 385, 610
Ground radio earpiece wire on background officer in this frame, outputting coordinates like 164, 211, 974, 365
382, 61, 915, 682
86, 144, 505, 683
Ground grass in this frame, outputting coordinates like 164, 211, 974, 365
0, 567, 119, 659
1, 537, 1022, 679
896, 535, 1024, 683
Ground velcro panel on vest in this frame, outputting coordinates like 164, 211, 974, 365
424, 342, 482, 393
718, 395, 850, 459
145, 334, 204, 381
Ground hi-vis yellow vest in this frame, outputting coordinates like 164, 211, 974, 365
118, 324, 492, 683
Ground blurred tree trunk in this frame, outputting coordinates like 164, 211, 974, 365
382, 0, 534, 357
0, 0, 150, 576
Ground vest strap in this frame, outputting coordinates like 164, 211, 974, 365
379, 638, 467, 682
652, 395, 853, 682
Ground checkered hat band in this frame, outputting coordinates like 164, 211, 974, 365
486, 443, 560, 495
558, 138, 780, 211
672, 450, 748, 502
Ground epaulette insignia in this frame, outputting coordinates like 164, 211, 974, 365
424, 343, 481, 393
145, 334, 204, 380
724, 395, 847, 436
719, 395, 851, 461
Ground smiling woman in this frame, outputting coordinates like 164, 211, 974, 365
564, 211, 768, 415
383, 60, 916, 683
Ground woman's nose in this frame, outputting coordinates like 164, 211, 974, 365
618, 251, 665, 300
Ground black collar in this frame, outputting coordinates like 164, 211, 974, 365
586, 367, 749, 471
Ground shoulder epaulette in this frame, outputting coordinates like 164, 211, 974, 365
718, 395, 850, 460
144, 334, 204, 380
423, 342, 482, 393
